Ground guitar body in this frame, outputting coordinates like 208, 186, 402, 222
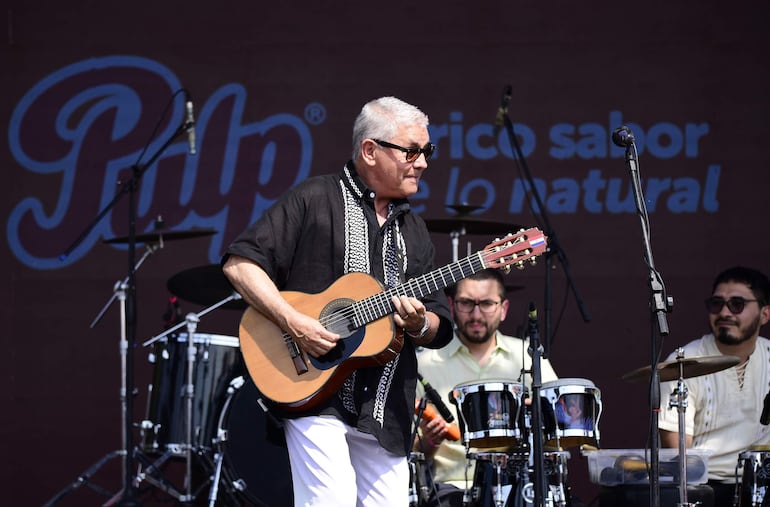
239, 227, 547, 412
239, 272, 404, 412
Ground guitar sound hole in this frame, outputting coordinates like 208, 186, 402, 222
318, 341, 345, 363
321, 300, 357, 336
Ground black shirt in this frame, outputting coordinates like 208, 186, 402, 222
224, 162, 452, 455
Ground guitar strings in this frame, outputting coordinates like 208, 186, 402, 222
315, 249, 492, 336
312, 230, 535, 337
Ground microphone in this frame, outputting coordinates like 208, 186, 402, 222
528, 302, 539, 342
611, 125, 635, 148
493, 84, 512, 135
185, 97, 197, 155
418, 373, 455, 422
415, 399, 461, 441
761, 391, 770, 425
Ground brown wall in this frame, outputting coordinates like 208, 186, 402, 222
3, 1, 769, 505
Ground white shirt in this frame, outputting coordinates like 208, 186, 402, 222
658, 334, 770, 482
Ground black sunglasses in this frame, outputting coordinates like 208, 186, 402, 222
373, 139, 435, 163
704, 296, 759, 314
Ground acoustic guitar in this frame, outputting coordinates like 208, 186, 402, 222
239, 227, 547, 412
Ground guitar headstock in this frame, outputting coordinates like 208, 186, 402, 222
481, 227, 548, 273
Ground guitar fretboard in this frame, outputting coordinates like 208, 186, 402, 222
350, 250, 488, 328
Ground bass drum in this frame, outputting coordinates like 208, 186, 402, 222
217, 375, 294, 507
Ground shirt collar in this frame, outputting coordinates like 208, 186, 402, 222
341, 161, 411, 211
446, 330, 509, 356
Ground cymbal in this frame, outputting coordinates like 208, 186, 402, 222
167, 265, 246, 310
424, 217, 522, 235
446, 204, 484, 215
104, 228, 216, 244
622, 354, 741, 383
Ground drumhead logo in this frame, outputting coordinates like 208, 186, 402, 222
487, 392, 511, 430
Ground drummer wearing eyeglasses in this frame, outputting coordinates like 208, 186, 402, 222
414, 269, 559, 506
659, 266, 770, 506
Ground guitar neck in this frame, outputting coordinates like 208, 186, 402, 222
351, 251, 487, 328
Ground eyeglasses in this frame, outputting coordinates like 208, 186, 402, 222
372, 139, 435, 163
454, 298, 502, 314
704, 296, 759, 314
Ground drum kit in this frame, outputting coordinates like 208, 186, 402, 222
622, 349, 770, 507
411, 377, 603, 507
136, 263, 297, 507
44, 229, 292, 507
735, 446, 770, 507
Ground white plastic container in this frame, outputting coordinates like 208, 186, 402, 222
581, 448, 713, 486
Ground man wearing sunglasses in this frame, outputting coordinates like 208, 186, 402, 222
413, 269, 560, 506
659, 266, 770, 506
223, 96, 453, 506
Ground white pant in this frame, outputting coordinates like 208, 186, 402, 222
284, 416, 409, 507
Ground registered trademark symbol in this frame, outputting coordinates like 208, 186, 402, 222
304, 102, 326, 125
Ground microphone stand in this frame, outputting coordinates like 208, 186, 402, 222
527, 303, 547, 507
615, 130, 673, 507
48, 90, 193, 507
498, 96, 590, 506
500, 111, 590, 359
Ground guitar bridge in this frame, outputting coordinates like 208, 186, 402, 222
285, 335, 309, 375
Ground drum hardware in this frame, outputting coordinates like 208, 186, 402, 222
469, 453, 514, 507
424, 206, 522, 262
44, 240, 162, 506
623, 350, 741, 507
735, 446, 770, 507
207, 376, 245, 507
102, 228, 217, 244
621, 353, 741, 384
464, 450, 571, 507
44, 91, 216, 505
410, 396, 431, 507
408, 452, 429, 507
166, 264, 249, 310
136, 291, 243, 503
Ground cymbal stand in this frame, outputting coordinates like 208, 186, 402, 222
90, 242, 162, 330
667, 348, 693, 507
49, 88, 195, 506
449, 227, 471, 262
43, 245, 159, 507
142, 292, 242, 348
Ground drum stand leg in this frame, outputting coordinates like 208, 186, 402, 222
42, 450, 125, 507
44, 282, 141, 506
408, 456, 419, 507
206, 377, 254, 506
182, 313, 201, 504
493, 458, 506, 507
668, 350, 695, 507
130, 449, 184, 501
207, 449, 226, 507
